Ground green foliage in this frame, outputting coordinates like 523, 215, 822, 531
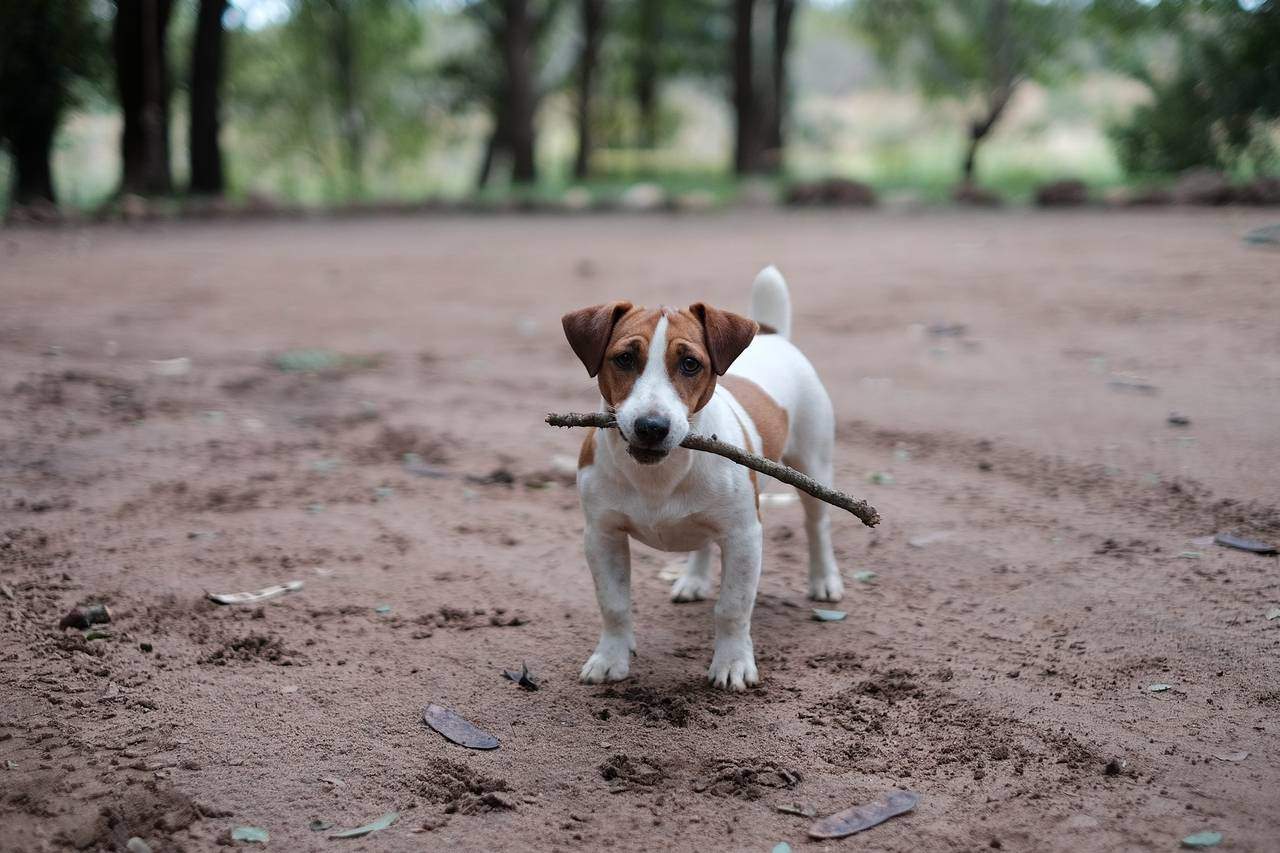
854, 0, 1077, 104
1094, 0, 1280, 176
227, 0, 431, 201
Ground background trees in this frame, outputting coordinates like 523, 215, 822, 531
855, 0, 1077, 187
0, 0, 100, 207
1, 0, 1277, 214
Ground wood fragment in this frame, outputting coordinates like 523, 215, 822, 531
546, 412, 880, 528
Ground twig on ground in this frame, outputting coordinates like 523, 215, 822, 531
545, 412, 881, 528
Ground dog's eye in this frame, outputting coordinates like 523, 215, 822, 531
612, 352, 635, 371
679, 356, 702, 376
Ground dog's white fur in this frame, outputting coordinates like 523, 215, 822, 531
573, 266, 840, 691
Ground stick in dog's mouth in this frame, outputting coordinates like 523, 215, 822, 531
546, 411, 881, 528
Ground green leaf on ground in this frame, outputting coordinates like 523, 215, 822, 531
812, 609, 847, 622
853, 570, 878, 583
1147, 683, 1172, 693
329, 812, 398, 839
1181, 830, 1222, 848
230, 826, 269, 843
1266, 607, 1280, 621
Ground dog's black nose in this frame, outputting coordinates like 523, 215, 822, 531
633, 415, 670, 445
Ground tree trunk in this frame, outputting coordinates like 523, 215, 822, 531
501, 0, 537, 184
189, 0, 227, 195
329, 1, 363, 196
962, 0, 1015, 185
573, 0, 605, 180
476, 116, 506, 189
9, 114, 58, 206
115, 0, 174, 196
764, 0, 795, 169
732, 0, 765, 174
634, 0, 660, 149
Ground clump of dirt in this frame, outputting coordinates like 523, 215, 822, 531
693, 760, 802, 799
598, 754, 665, 790
413, 606, 527, 633
356, 425, 450, 465
16, 370, 146, 422
852, 668, 926, 704
0, 527, 59, 570
202, 633, 297, 666
64, 786, 201, 850
415, 759, 514, 814
805, 650, 864, 672
595, 685, 696, 727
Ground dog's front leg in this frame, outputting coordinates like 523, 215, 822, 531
579, 524, 635, 683
708, 523, 762, 691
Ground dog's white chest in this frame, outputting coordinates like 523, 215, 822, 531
623, 512, 718, 553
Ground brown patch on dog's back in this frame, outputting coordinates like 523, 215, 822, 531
719, 375, 789, 462
578, 427, 596, 469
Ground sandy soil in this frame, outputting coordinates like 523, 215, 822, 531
1, 210, 1278, 853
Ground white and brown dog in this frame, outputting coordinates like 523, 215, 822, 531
562, 266, 840, 691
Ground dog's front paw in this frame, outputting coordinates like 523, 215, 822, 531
579, 638, 632, 684
707, 641, 759, 691
809, 572, 844, 602
670, 572, 711, 602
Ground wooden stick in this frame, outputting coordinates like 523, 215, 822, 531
546, 412, 881, 528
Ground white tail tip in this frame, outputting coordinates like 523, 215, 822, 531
750, 265, 791, 339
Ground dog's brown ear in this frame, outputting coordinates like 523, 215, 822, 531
562, 301, 634, 377
690, 302, 758, 375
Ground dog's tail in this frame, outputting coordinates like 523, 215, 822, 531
750, 265, 791, 339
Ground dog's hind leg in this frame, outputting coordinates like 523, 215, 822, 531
671, 545, 714, 602
786, 441, 843, 602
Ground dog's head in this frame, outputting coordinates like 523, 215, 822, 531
562, 302, 757, 464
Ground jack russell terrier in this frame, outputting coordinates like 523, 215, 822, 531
561, 266, 841, 691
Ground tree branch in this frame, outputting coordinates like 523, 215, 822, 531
546, 412, 881, 528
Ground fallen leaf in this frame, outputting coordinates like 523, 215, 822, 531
1181, 830, 1222, 848
1211, 751, 1248, 762
852, 570, 878, 583
230, 826, 269, 843
423, 704, 499, 749
330, 812, 398, 839
309, 819, 333, 832
812, 609, 847, 622
150, 357, 191, 377
1147, 683, 1172, 693
772, 844, 792, 853
866, 471, 894, 485
1213, 533, 1278, 556
777, 803, 817, 818
501, 663, 540, 691
809, 790, 919, 839
319, 775, 345, 788
1177, 551, 1202, 559
374, 605, 392, 614
1265, 608, 1280, 621
207, 581, 303, 605
126, 839, 152, 853
58, 604, 112, 630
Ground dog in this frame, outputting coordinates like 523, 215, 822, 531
561, 266, 840, 691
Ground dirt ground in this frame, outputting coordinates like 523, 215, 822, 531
2, 210, 1278, 852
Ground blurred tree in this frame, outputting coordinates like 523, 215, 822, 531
573, 0, 607, 179
855, 0, 1076, 186
732, 0, 797, 174
764, 0, 796, 164
446, 0, 563, 188
732, 0, 764, 173
115, 0, 175, 195
229, 0, 428, 199
1091, 0, 1280, 175
189, 0, 229, 194
0, 0, 100, 207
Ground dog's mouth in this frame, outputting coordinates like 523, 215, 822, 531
626, 444, 669, 465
